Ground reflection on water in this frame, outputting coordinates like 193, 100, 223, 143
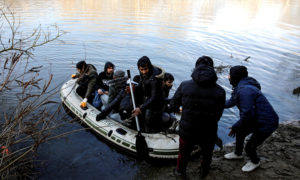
3, 0, 300, 179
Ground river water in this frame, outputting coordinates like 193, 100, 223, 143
3, 0, 300, 179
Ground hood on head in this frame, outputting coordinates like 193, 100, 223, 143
104, 61, 115, 71
191, 65, 217, 87
153, 65, 165, 79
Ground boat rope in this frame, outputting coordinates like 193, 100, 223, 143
160, 132, 177, 143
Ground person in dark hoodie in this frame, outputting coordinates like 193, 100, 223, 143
195, 56, 223, 149
170, 63, 225, 178
72, 61, 98, 109
132, 56, 165, 133
224, 65, 279, 172
92, 61, 115, 108
96, 70, 127, 121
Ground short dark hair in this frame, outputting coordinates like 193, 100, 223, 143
76, 61, 86, 70
164, 72, 174, 82
195, 56, 214, 68
137, 56, 153, 69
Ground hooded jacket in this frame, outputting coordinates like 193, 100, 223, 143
95, 62, 114, 91
225, 77, 279, 133
76, 64, 98, 99
137, 65, 165, 112
170, 65, 225, 143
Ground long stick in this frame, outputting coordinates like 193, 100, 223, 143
127, 70, 140, 131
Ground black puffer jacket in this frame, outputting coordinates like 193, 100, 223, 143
170, 65, 225, 143
225, 77, 279, 133
137, 66, 165, 112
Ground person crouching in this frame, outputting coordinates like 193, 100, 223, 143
72, 61, 97, 109
224, 65, 279, 172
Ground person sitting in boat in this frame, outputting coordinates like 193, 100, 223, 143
118, 75, 141, 121
163, 72, 174, 100
96, 70, 139, 121
161, 72, 177, 129
92, 61, 115, 109
132, 56, 165, 133
171, 57, 225, 178
96, 70, 127, 121
71, 61, 98, 109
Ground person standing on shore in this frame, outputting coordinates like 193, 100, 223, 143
171, 58, 225, 178
224, 65, 279, 172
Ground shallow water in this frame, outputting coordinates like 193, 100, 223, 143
3, 0, 300, 179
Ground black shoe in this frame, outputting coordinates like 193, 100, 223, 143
173, 168, 186, 177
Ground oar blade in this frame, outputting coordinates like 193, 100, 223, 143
135, 132, 149, 160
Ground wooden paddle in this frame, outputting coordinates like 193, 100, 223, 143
127, 70, 149, 159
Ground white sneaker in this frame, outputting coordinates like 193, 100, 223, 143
224, 152, 243, 159
242, 161, 260, 172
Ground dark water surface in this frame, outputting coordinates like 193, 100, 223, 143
4, 0, 300, 179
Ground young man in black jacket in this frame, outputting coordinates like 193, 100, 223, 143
132, 56, 165, 133
171, 61, 225, 178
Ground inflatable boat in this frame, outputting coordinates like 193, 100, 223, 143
60, 79, 180, 159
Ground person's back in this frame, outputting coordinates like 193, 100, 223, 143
173, 65, 225, 141
171, 64, 225, 177
226, 76, 278, 133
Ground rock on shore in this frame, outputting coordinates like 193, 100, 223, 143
152, 120, 300, 180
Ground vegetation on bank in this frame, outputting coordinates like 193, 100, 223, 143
0, 4, 68, 179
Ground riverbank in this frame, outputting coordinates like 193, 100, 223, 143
154, 120, 300, 179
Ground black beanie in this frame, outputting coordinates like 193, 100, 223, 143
76, 61, 86, 70
195, 56, 214, 68
229, 65, 248, 87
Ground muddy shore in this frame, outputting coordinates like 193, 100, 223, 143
147, 120, 300, 180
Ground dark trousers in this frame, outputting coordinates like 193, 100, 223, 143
235, 130, 272, 164
176, 137, 215, 173
144, 109, 162, 133
76, 85, 87, 98
76, 84, 94, 103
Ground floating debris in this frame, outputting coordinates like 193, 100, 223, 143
215, 65, 232, 74
293, 87, 300, 95
244, 56, 251, 62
